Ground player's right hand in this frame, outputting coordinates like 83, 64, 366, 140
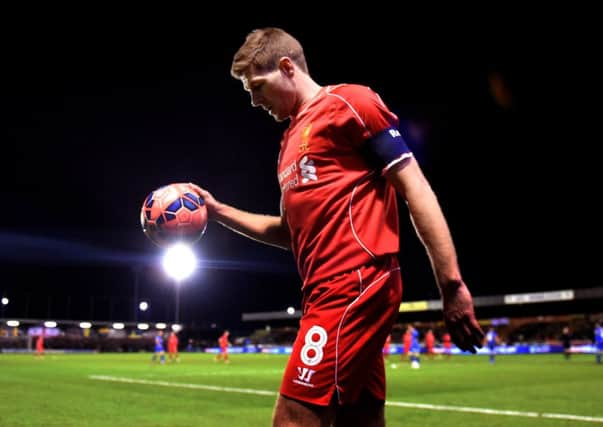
441, 280, 484, 353
187, 183, 220, 220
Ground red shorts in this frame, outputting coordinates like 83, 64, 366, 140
168, 344, 177, 353
280, 256, 402, 406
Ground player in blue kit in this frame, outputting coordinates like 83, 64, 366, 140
485, 327, 498, 364
594, 322, 603, 364
408, 326, 421, 369
151, 330, 166, 364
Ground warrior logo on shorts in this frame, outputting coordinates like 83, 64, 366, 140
296, 367, 316, 386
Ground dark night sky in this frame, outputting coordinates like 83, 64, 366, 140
1, 13, 599, 328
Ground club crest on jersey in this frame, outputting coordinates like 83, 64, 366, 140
299, 124, 312, 153
293, 366, 316, 387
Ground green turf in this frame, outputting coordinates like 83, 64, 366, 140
0, 353, 601, 426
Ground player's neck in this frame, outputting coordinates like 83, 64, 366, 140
293, 75, 323, 118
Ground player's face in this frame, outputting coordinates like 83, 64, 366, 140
242, 66, 296, 122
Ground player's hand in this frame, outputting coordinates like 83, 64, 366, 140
441, 280, 484, 353
187, 183, 219, 220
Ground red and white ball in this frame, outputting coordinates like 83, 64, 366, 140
140, 183, 208, 248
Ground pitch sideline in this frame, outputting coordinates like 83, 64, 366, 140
89, 375, 603, 424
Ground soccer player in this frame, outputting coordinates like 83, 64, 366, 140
383, 333, 392, 360
424, 329, 435, 360
408, 326, 421, 369
151, 330, 165, 364
442, 331, 452, 360
168, 331, 179, 363
215, 330, 231, 363
561, 326, 572, 360
402, 327, 412, 362
594, 322, 602, 364
485, 327, 499, 364
35, 327, 45, 358
192, 27, 483, 426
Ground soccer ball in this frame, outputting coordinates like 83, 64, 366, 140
140, 183, 208, 248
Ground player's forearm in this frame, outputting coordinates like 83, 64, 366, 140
389, 161, 462, 291
406, 186, 463, 291
212, 202, 291, 250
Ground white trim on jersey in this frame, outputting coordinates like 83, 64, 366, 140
348, 172, 377, 260
326, 86, 372, 137
333, 266, 401, 402
383, 152, 414, 175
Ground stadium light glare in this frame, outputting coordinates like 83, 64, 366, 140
79, 322, 92, 329
287, 306, 295, 315
1, 297, 8, 305
162, 244, 197, 324
44, 321, 57, 328
112, 323, 125, 330
162, 243, 196, 281
137, 323, 149, 330
156, 323, 167, 329
139, 301, 149, 311
7, 320, 19, 327
171, 324, 182, 332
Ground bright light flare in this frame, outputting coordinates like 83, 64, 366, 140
162, 243, 197, 281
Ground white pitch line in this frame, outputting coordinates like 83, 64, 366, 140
89, 375, 277, 396
89, 375, 603, 423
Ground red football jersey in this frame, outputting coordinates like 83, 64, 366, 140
219, 334, 229, 348
278, 84, 408, 290
168, 334, 178, 350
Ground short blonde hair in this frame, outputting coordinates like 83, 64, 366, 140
231, 27, 308, 79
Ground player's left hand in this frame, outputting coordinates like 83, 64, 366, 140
441, 280, 484, 353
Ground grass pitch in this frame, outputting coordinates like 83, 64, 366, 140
0, 352, 601, 426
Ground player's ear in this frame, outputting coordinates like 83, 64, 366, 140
278, 57, 295, 78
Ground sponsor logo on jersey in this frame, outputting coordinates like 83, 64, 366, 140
300, 155, 317, 184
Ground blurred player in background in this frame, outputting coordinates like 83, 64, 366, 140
424, 329, 435, 360
35, 327, 45, 358
561, 326, 572, 360
193, 27, 483, 426
402, 326, 412, 361
408, 326, 421, 369
594, 322, 602, 364
485, 327, 499, 364
383, 333, 392, 361
442, 331, 452, 360
168, 331, 179, 363
151, 330, 165, 364
215, 330, 231, 363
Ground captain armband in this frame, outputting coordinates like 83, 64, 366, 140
363, 127, 413, 175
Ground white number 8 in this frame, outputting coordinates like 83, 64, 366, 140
300, 325, 328, 366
